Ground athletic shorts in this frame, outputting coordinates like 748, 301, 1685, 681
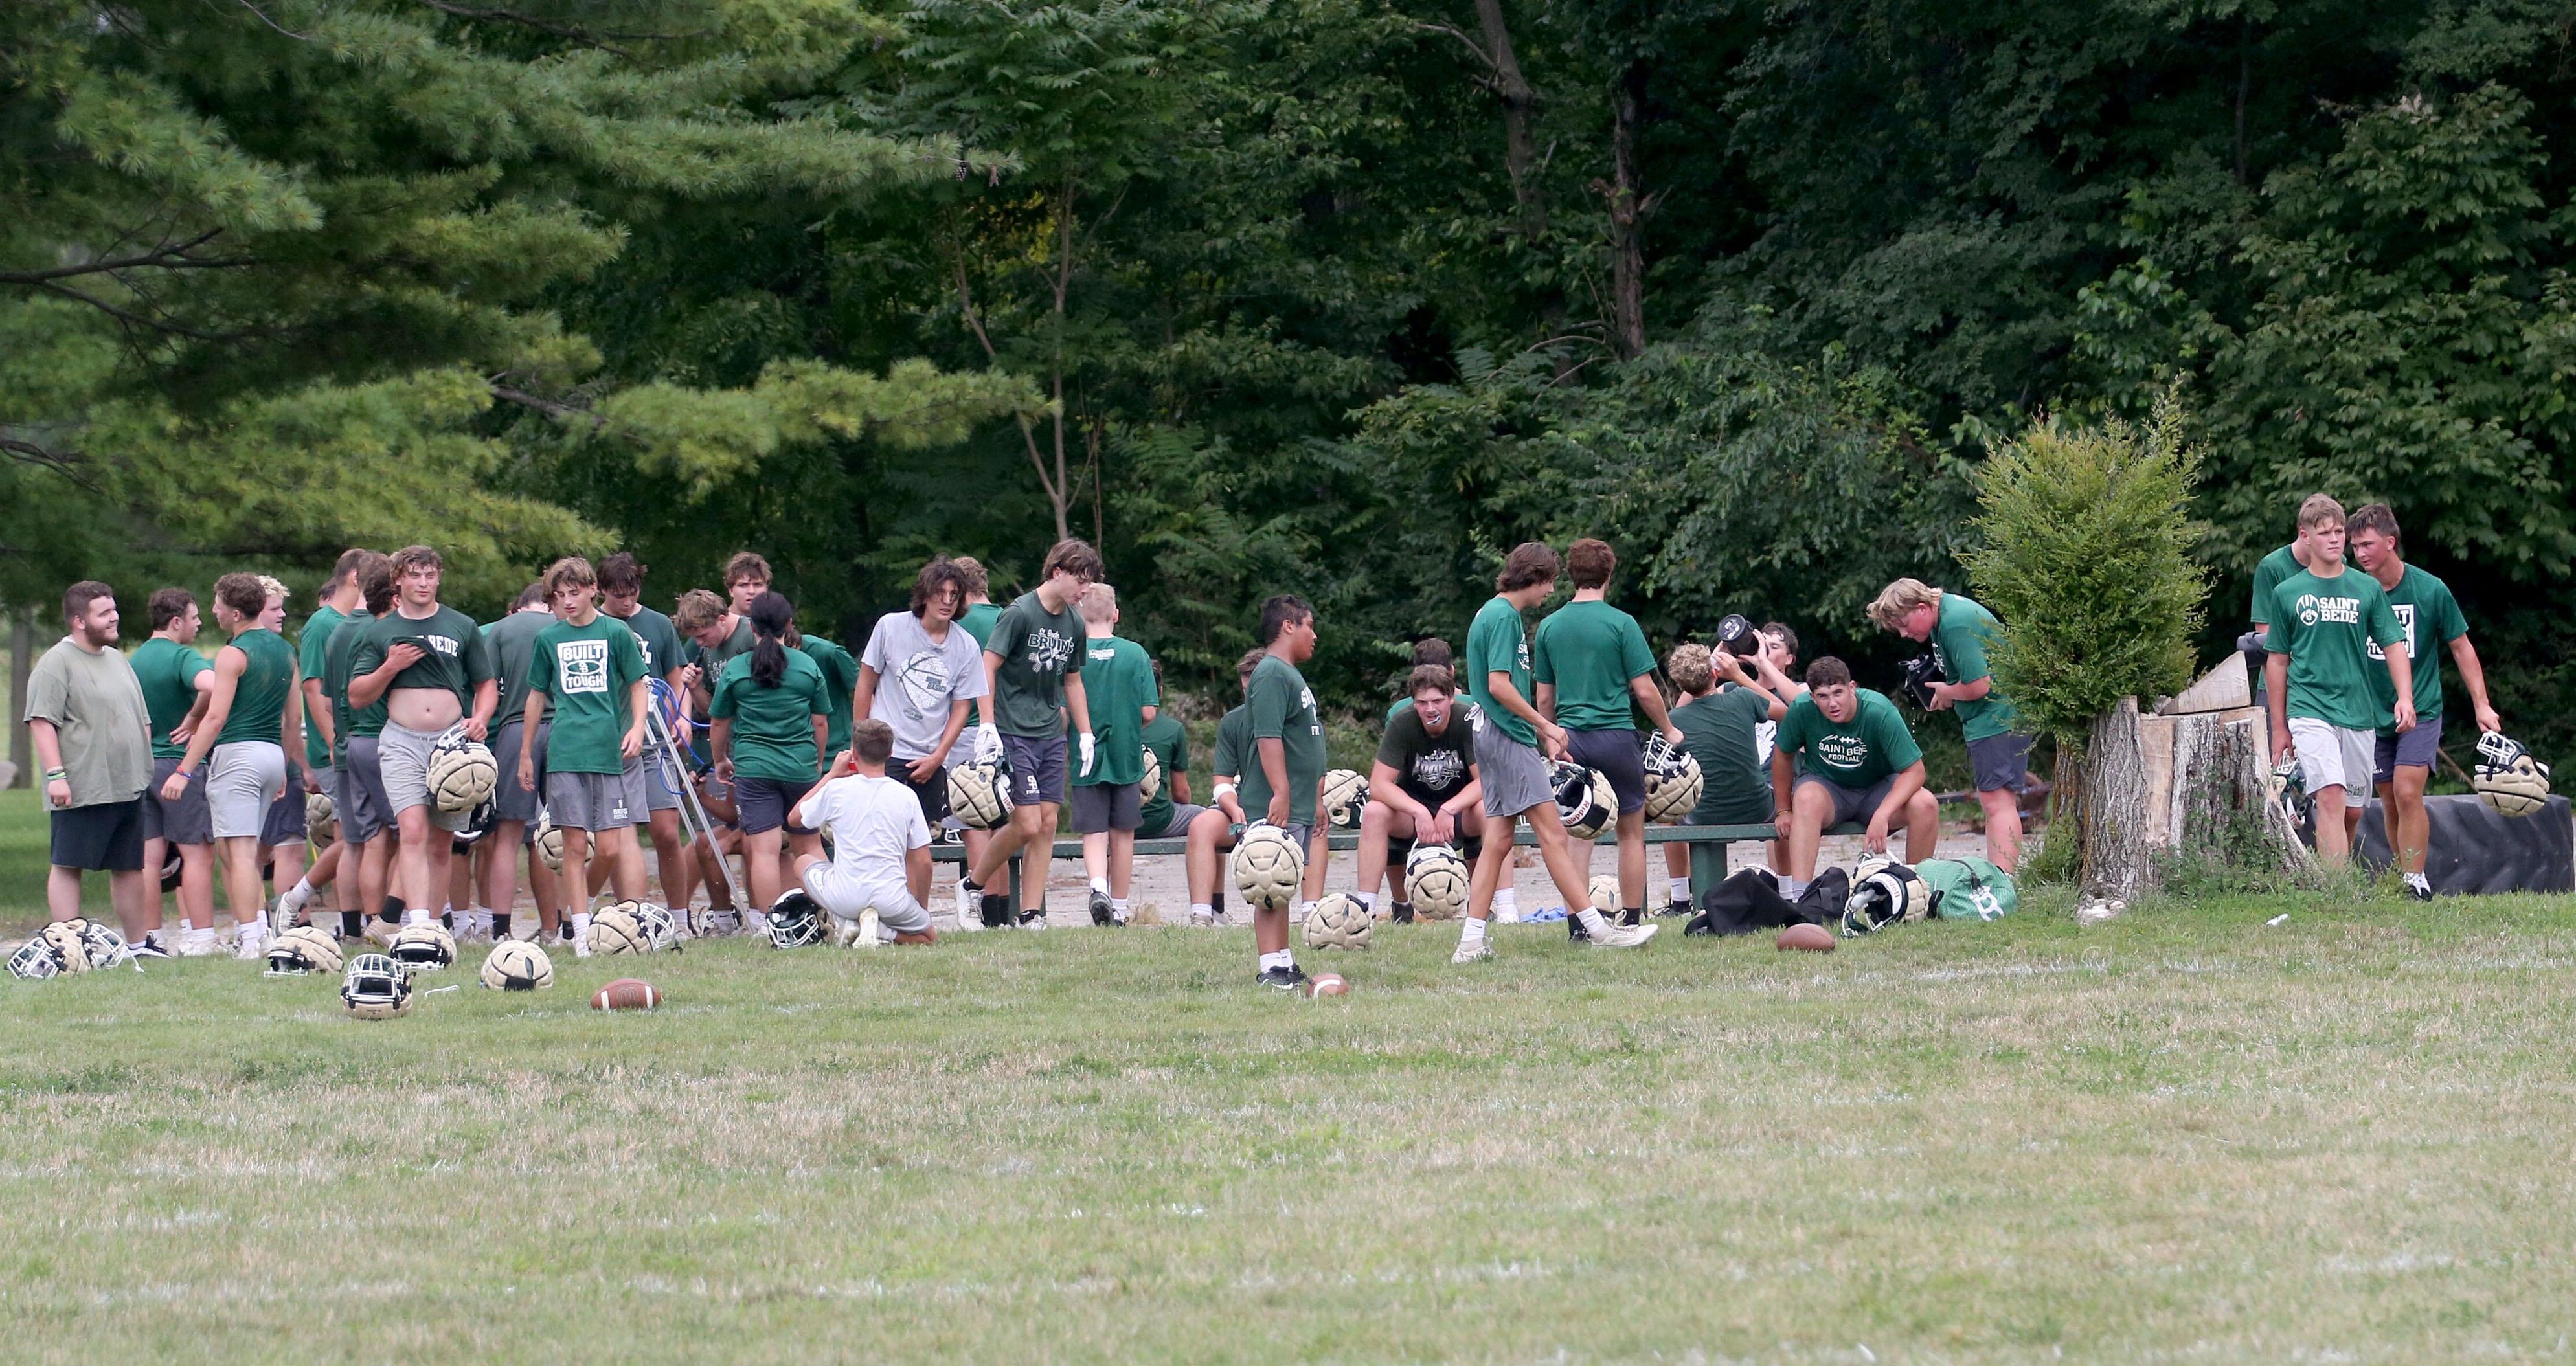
1070, 781, 1142, 833
207, 739, 286, 841
1794, 772, 1893, 829
1384, 833, 1485, 877
1967, 732, 2035, 794
2373, 714, 2445, 787
546, 766, 644, 832
142, 754, 212, 846
734, 774, 816, 836
1471, 710, 1555, 820
2288, 717, 2374, 796
52, 798, 146, 873
260, 770, 307, 848
802, 861, 931, 936
1142, 802, 1207, 840
378, 721, 471, 831
898, 763, 951, 827
1002, 733, 1067, 807
491, 719, 548, 825
339, 737, 396, 844
1563, 727, 1646, 814
638, 734, 683, 814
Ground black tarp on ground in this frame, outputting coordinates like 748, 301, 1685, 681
2356, 794, 2573, 893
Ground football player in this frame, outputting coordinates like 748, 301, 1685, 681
1531, 537, 1684, 926
955, 539, 1100, 929
1237, 595, 1328, 989
1356, 664, 1481, 922
1184, 650, 1265, 926
523, 557, 654, 950
344, 546, 498, 934
599, 553, 697, 917
1771, 657, 1938, 894
160, 572, 300, 960
708, 592, 830, 928
1870, 577, 2036, 871
855, 557, 993, 901
1072, 584, 1155, 926
790, 719, 939, 945
2262, 494, 2413, 866
1661, 639, 1792, 913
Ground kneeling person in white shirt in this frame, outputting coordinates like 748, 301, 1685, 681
791, 718, 938, 945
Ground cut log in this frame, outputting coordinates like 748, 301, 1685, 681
2156, 653, 2252, 715
2079, 697, 2314, 902
2081, 698, 2152, 902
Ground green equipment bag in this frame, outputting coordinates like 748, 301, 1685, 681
1914, 857, 2017, 921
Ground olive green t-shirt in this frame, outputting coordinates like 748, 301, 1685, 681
531, 615, 648, 775
214, 627, 297, 747
1932, 593, 2020, 743
1531, 599, 1655, 732
1139, 712, 1188, 834
2248, 543, 2304, 626
1674, 686, 1773, 822
1238, 653, 1324, 828
348, 605, 495, 714
2367, 565, 2467, 731
1073, 634, 1154, 788
798, 634, 859, 756
958, 601, 1003, 650
607, 604, 686, 681
1465, 595, 1537, 747
2263, 566, 2406, 732
686, 617, 756, 679
484, 608, 556, 730
131, 636, 210, 761
296, 605, 346, 768
1211, 704, 1252, 781
711, 649, 828, 782
23, 638, 152, 807
321, 609, 380, 755
1776, 689, 1923, 789
986, 590, 1085, 738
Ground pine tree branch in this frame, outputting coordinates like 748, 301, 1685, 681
0, 231, 251, 284
0, 436, 106, 495
491, 383, 608, 429
32, 281, 231, 341
403, 0, 705, 59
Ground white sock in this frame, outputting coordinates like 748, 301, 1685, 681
1575, 908, 1610, 936
278, 879, 313, 914
1783, 878, 1809, 900
571, 911, 593, 939
1190, 902, 1212, 919
1460, 916, 1487, 946
1258, 948, 1294, 972
1298, 900, 1316, 917
1090, 876, 1111, 896
1111, 899, 1128, 913
405, 907, 434, 925
1353, 891, 1374, 911
1494, 887, 1517, 912
237, 923, 267, 953
2406, 871, 2430, 890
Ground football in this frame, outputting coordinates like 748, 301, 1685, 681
1307, 972, 1349, 998
1776, 922, 1836, 952
1587, 874, 1620, 915
590, 978, 661, 1011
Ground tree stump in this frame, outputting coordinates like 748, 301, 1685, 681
2074, 694, 2313, 901
2082, 699, 2152, 901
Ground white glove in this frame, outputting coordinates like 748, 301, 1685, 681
973, 724, 1002, 764
1078, 731, 1096, 778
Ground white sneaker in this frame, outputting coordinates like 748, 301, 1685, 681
1585, 922, 1658, 949
954, 879, 982, 931
1449, 939, 1494, 965
742, 911, 769, 939
570, 933, 593, 959
854, 908, 881, 949
176, 930, 221, 958
233, 928, 267, 962
1189, 908, 1214, 927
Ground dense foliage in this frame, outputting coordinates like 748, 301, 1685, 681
9, 0, 2571, 754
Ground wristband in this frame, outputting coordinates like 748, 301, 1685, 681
1212, 781, 1236, 802
44, 767, 68, 783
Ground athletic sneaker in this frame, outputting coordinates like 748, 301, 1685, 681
1189, 907, 1214, 927
1585, 922, 1658, 949
955, 878, 980, 928
175, 930, 223, 958
1089, 889, 1114, 926
1392, 901, 1415, 924
1662, 899, 1693, 919
2408, 880, 2434, 903
1256, 964, 1311, 992
363, 917, 400, 946
130, 934, 173, 960
1449, 939, 1494, 965
1566, 915, 1589, 943
980, 892, 1014, 928
232, 930, 267, 962
1017, 908, 1048, 930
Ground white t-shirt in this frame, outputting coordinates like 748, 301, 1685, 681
801, 772, 931, 878
860, 611, 991, 761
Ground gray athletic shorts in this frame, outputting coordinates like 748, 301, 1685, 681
1070, 781, 1142, 833
207, 739, 286, 841
142, 754, 212, 846
2288, 716, 2374, 796
1142, 802, 1207, 840
260, 769, 308, 848
1002, 733, 1067, 807
1563, 727, 1646, 814
2374, 714, 2445, 787
1967, 732, 2035, 794
546, 763, 645, 832
802, 862, 932, 936
1795, 772, 1893, 828
639, 737, 681, 813
378, 721, 470, 831
491, 719, 547, 824
339, 737, 395, 844
1472, 710, 1555, 819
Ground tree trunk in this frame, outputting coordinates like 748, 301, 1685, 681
1604, 59, 1653, 359
8, 608, 30, 787
2081, 697, 2153, 901
1471, 0, 1544, 243
2070, 695, 2314, 901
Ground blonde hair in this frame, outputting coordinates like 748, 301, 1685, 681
1868, 577, 1942, 630
1079, 582, 1118, 623
2298, 492, 2347, 532
673, 588, 727, 634
1664, 643, 1712, 695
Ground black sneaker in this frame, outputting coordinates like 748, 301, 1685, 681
1662, 899, 1693, 919
1257, 965, 1311, 992
1089, 889, 1114, 925
1568, 915, 1590, 943
980, 892, 1015, 927
2409, 880, 2434, 902
1392, 901, 1416, 924
130, 935, 174, 960
1016, 908, 1048, 930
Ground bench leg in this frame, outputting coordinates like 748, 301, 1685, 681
1687, 841, 1728, 906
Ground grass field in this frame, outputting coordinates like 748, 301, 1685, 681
5, 791, 2575, 1360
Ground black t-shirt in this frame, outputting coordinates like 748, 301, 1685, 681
1375, 698, 1474, 805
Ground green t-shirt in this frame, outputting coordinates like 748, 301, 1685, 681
214, 627, 297, 748
711, 648, 827, 782
1531, 598, 1655, 732
1211, 704, 1252, 781
1465, 595, 1537, 747
2248, 543, 2303, 626
2263, 566, 2406, 732
131, 636, 210, 761
1776, 689, 1923, 789
297, 606, 345, 768
958, 601, 1002, 649
986, 590, 1085, 737
348, 605, 495, 714
1386, 695, 1412, 723
686, 617, 756, 679
1239, 653, 1325, 828
1674, 686, 1773, 823
531, 615, 648, 775
322, 609, 381, 754
1932, 592, 2020, 743
1139, 712, 1188, 834
798, 635, 860, 756
1074, 634, 1155, 788
607, 604, 686, 681
2367, 565, 2467, 730
484, 609, 556, 730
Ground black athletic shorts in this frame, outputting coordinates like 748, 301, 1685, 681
52, 798, 146, 873
897, 763, 951, 827
1563, 727, 1647, 814
734, 774, 816, 836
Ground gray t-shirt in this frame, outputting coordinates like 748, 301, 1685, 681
25, 637, 152, 807
859, 610, 991, 762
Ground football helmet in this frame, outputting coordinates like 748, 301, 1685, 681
389, 922, 457, 970
266, 924, 345, 976
767, 890, 823, 948
1844, 859, 1932, 936
2474, 731, 2552, 818
341, 953, 412, 1019
1550, 761, 1615, 841
8, 938, 64, 981
1898, 653, 1944, 711
1319, 768, 1370, 831
947, 760, 1014, 831
425, 728, 499, 814
447, 796, 497, 854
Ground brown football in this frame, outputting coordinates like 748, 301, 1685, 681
590, 978, 661, 1011
1307, 972, 1349, 998
1775, 923, 1836, 953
